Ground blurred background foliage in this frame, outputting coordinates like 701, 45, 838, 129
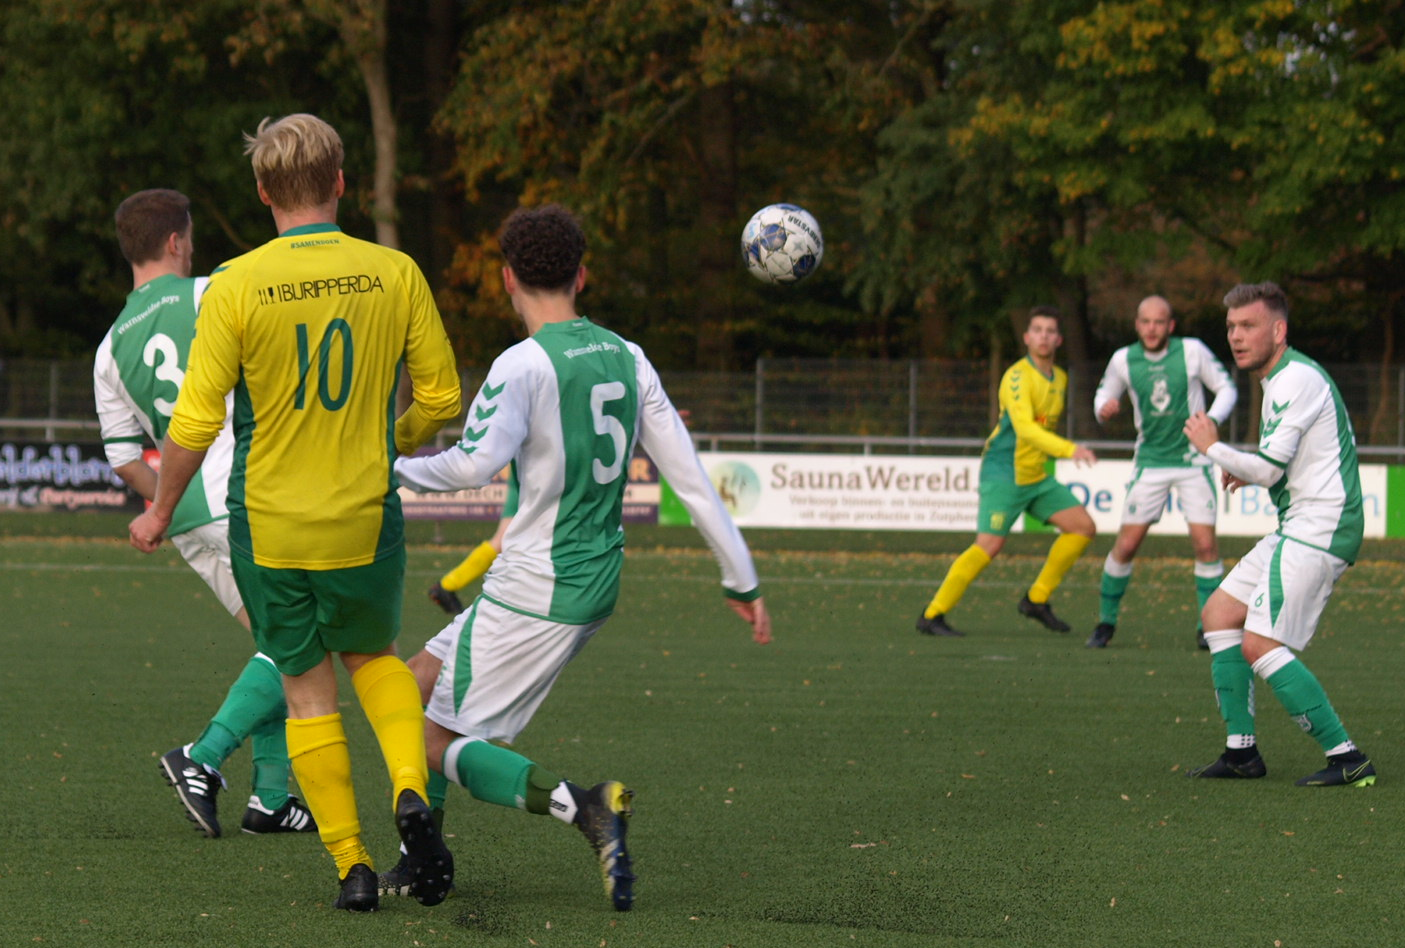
2, 0, 1403, 401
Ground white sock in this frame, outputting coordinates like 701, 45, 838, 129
1102, 553, 1134, 578
549, 782, 578, 825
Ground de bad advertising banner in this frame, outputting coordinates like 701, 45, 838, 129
1054, 459, 1388, 539
398, 450, 661, 522
0, 441, 139, 512
672, 451, 1390, 537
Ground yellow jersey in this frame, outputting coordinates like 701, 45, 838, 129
169, 223, 461, 568
982, 356, 1077, 486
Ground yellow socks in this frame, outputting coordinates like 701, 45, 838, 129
441, 541, 498, 591
1028, 533, 1092, 603
351, 655, 429, 807
286, 713, 370, 877
925, 545, 993, 617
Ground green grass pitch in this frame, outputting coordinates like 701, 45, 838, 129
2, 515, 1401, 946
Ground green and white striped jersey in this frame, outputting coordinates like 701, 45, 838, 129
1255, 349, 1363, 561
93, 273, 233, 536
1094, 337, 1237, 468
395, 317, 759, 625
1206, 348, 1363, 562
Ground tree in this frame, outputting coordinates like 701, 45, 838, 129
434, 0, 931, 368
0, 0, 368, 355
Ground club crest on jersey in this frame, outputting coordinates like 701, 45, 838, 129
1151, 377, 1171, 414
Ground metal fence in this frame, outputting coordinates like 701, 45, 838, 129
6, 355, 1405, 461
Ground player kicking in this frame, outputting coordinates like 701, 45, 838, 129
388, 204, 771, 911
1183, 281, 1374, 787
1087, 295, 1237, 648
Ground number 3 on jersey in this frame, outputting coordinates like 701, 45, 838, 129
295, 320, 354, 411
143, 333, 185, 417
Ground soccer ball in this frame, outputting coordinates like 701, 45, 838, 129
741, 203, 823, 285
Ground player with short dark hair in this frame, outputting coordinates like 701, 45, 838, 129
916, 307, 1097, 636
98, 188, 316, 840
1183, 281, 1374, 786
388, 203, 771, 912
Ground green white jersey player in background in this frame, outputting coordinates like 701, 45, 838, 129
1088, 295, 1237, 649
391, 204, 772, 911
93, 189, 314, 838
1183, 281, 1373, 787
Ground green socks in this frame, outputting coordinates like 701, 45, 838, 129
1194, 559, 1224, 615
1099, 554, 1133, 625
1207, 638, 1257, 739
442, 736, 562, 814
248, 717, 291, 810
190, 655, 288, 804
1254, 649, 1351, 752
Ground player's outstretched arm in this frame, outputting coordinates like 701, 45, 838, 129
726, 595, 772, 645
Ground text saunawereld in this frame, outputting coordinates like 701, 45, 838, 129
770, 462, 971, 493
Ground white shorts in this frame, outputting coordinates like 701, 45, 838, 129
170, 520, 244, 617
1121, 466, 1218, 526
1217, 534, 1347, 650
425, 596, 604, 743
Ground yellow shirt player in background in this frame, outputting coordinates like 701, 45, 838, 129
128, 114, 461, 912
916, 306, 1097, 637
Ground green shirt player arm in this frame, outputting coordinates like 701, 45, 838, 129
128, 437, 208, 552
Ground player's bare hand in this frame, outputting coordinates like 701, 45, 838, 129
1071, 445, 1097, 466
1184, 411, 1219, 454
128, 509, 170, 553
1096, 400, 1120, 422
1222, 470, 1247, 494
727, 595, 772, 645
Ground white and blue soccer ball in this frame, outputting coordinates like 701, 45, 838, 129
741, 203, 823, 285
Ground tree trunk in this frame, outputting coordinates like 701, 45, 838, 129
341, 1, 398, 250
693, 80, 738, 371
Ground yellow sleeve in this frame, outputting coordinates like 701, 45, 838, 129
1002, 364, 1076, 460
393, 262, 462, 455
168, 277, 242, 452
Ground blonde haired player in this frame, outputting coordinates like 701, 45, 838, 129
128, 114, 463, 910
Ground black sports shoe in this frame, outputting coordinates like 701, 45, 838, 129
159, 745, 225, 838
1085, 622, 1115, 648
1196, 627, 1209, 650
1186, 750, 1267, 779
335, 863, 379, 912
379, 808, 449, 898
1017, 594, 1070, 632
241, 795, 317, 834
1296, 750, 1377, 787
575, 781, 635, 911
377, 852, 415, 898
428, 583, 464, 616
916, 611, 963, 637
395, 789, 455, 906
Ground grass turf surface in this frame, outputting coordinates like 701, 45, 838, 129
1, 513, 1401, 946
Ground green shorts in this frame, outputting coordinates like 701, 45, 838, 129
976, 477, 1081, 536
232, 548, 406, 676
